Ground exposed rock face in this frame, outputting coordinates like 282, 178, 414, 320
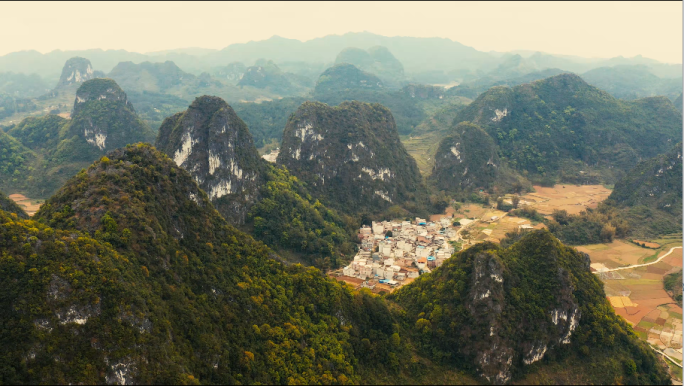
55, 57, 103, 89
68, 78, 154, 154
156, 96, 264, 224
606, 142, 682, 236
430, 122, 504, 193
276, 101, 422, 212
430, 122, 525, 194
392, 231, 591, 384
454, 85, 515, 126
451, 73, 682, 182
609, 142, 682, 209
214, 62, 246, 83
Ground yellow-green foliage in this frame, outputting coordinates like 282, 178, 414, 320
248, 164, 357, 270
16, 143, 406, 384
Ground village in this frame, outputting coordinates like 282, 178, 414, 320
331, 215, 476, 293
328, 185, 600, 294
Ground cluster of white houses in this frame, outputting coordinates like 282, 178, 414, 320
337, 217, 459, 291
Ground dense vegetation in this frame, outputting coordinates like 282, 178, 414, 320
126, 90, 190, 129
107, 60, 280, 107
277, 100, 426, 216
663, 270, 683, 305
0, 144, 670, 384
247, 164, 357, 270
391, 230, 671, 384
546, 207, 628, 245
108, 61, 198, 93
430, 122, 528, 197
551, 142, 684, 243
156, 96, 364, 268
232, 97, 306, 147
22, 143, 410, 384
0, 78, 155, 197
451, 73, 682, 185
0, 94, 38, 120
603, 142, 682, 238
447, 68, 567, 99
0, 129, 35, 191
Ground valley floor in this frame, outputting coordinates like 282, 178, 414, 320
577, 237, 683, 382
8, 193, 44, 216
339, 183, 683, 383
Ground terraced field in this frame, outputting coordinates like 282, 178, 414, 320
400, 132, 444, 176
578, 236, 683, 371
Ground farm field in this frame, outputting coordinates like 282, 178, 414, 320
576, 240, 660, 268
447, 203, 545, 245
521, 184, 612, 215
578, 238, 683, 366
9, 193, 44, 216
401, 131, 443, 176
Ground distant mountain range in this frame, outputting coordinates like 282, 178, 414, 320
0, 32, 680, 84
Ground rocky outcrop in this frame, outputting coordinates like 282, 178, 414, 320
214, 62, 247, 83
393, 231, 593, 384
156, 96, 264, 224
430, 122, 525, 194
67, 78, 155, 154
55, 57, 103, 89
276, 101, 423, 213
450, 73, 682, 182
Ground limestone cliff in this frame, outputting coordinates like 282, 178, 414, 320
391, 231, 646, 384
430, 122, 525, 195
277, 100, 423, 213
55, 57, 103, 89
67, 78, 155, 156
156, 96, 264, 224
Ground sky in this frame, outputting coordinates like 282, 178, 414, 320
1, 1, 682, 63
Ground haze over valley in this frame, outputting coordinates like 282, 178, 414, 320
0, 2, 681, 384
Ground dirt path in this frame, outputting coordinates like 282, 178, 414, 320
653, 348, 683, 369
595, 246, 683, 273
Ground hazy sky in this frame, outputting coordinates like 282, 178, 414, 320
2, 1, 682, 63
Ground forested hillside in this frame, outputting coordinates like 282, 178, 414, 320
277, 101, 426, 216
430, 121, 527, 197
0, 144, 403, 384
606, 142, 682, 237
451, 73, 682, 185
0, 78, 155, 197
0, 144, 668, 385
391, 231, 671, 384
